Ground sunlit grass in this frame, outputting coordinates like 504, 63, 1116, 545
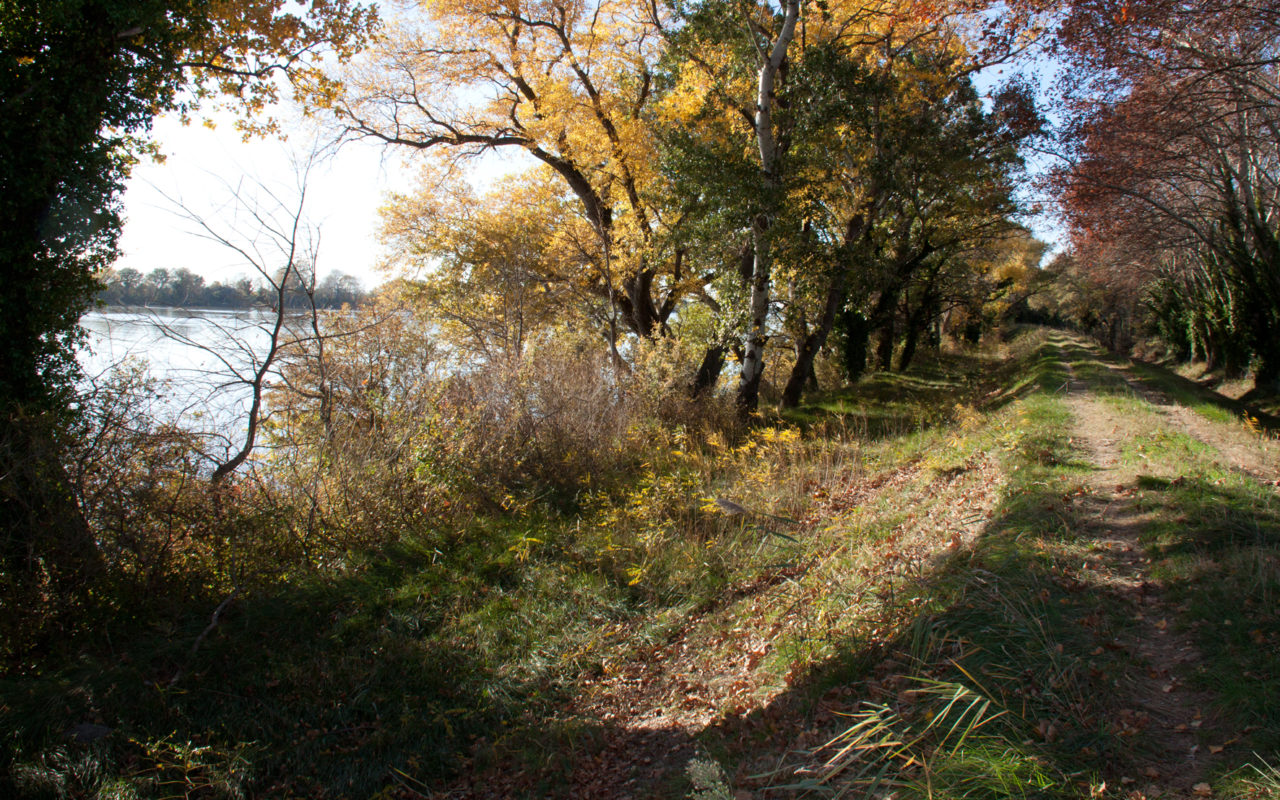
9, 329, 1280, 798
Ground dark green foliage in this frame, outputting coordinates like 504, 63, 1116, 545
99, 267, 368, 309
1, 0, 213, 412
0, 0, 219, 662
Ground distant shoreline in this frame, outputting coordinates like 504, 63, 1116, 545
98, 267, 366, 310
93, 301, 357, 313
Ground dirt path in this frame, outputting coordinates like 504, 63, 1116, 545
1063, 363, 1229, 797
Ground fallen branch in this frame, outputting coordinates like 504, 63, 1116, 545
169, 586, 241, 687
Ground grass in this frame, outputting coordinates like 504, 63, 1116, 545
1128, 358, 1280, 433
718, 332, 1278, 799
6, 328, 1280, 798
1115, 429, 1280, 754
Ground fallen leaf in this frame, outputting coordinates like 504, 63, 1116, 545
1209, 744, 1224, 754
1037, 719, 1059, 742
1193, 783, 1212, 796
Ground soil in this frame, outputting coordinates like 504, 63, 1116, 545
1063, 359, 1252, 798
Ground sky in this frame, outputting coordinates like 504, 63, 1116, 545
116, 110, 417, 289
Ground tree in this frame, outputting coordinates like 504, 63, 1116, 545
381, 168, 588, 367
0, 0, 374, 624
657, 0, 1036, 410
772, 44, 1035, 403
155, 156, 325, 484
323, 0, 700, 353
1052, 0, 1280, 389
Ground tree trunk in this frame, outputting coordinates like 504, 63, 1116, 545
623, 268, 658, 338
898, 324, 921, 372
897, 293, 937, 372
690, 345, 726, 398
779, 271, 845, 410
875, 318, 895, 371
735, 1, 800, 416
1204, 335, 1219, 371
737, 220, 772, 413
841, 310, 869, 383
0, 413, 101, 585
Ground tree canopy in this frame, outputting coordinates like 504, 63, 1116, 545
323, 0, 1043, 412
1, 0, 374, 414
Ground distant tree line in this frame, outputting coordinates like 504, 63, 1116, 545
99, 267, 366, 310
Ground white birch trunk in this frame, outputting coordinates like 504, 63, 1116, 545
737, 1, 800, 412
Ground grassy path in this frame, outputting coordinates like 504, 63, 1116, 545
6, 330, 1277, 799
1033, 333, 1279, 799
1063, 348, 1227, 796
749, 332, 1280, 800
434, 331, 1280, 799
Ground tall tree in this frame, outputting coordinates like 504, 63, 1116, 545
659, 0, 1036, 410
0, 0, 373, 618
1053, 0, 1280, 389
323, 0, 700, 349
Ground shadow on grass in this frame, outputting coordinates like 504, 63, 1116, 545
8, 332, 1277, 799
0, 528, 640, 798
512, 449, 1280, 799
787, 341, 1065, 438
1125, 359, 1280, 435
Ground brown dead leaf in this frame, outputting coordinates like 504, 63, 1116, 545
1209, 744, 1224, 754
1037, 719, 1059, 742
1193, 783, 1212, 796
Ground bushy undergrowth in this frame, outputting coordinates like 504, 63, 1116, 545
19, 327, 1241, 800
1, 303, 809, 796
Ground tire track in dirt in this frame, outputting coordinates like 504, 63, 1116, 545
1063, 361, 1226, 798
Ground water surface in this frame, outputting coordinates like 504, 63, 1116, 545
79, 307, 289, 435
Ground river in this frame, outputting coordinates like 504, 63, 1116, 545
79, 307, 288, 434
